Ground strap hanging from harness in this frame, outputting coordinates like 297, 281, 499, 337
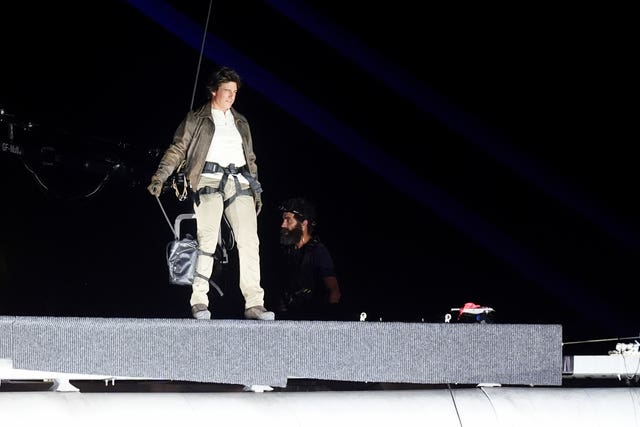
193, 161, 262, 207
171, 160, 189, 201
195, 271, 224, 296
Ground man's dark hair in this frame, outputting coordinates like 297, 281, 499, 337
206, 66, 242, 95
279, 197, 318, 232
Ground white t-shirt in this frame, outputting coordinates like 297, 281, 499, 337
203, 108, 248, 183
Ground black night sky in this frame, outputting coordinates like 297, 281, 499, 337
0, 1, 637, 351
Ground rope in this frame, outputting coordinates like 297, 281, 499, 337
563, 335, 640, 346
155, 195, 176, 238
154, 0, 214, 238
189, 0, 214, 110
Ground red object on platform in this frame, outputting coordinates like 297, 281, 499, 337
458, 302, 481, 319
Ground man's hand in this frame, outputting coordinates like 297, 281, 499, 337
147, 177, 163, 197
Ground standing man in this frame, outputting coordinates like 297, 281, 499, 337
277, 197, 342, 320
147, 66, 274, 321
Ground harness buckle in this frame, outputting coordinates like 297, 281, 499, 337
227, 163, 239, 175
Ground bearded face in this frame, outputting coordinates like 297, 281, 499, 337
280, 221, 303, 246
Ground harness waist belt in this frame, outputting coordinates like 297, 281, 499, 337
203, 161, 245, 175
193, 161, 263, 207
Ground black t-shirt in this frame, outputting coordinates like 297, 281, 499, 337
278, 236, 338, 320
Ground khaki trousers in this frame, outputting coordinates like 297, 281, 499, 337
190, 175, 263, 309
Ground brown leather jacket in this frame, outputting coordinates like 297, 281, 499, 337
151, 102, 262, 211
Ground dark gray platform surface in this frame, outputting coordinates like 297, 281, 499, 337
0, 316, 562, 387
